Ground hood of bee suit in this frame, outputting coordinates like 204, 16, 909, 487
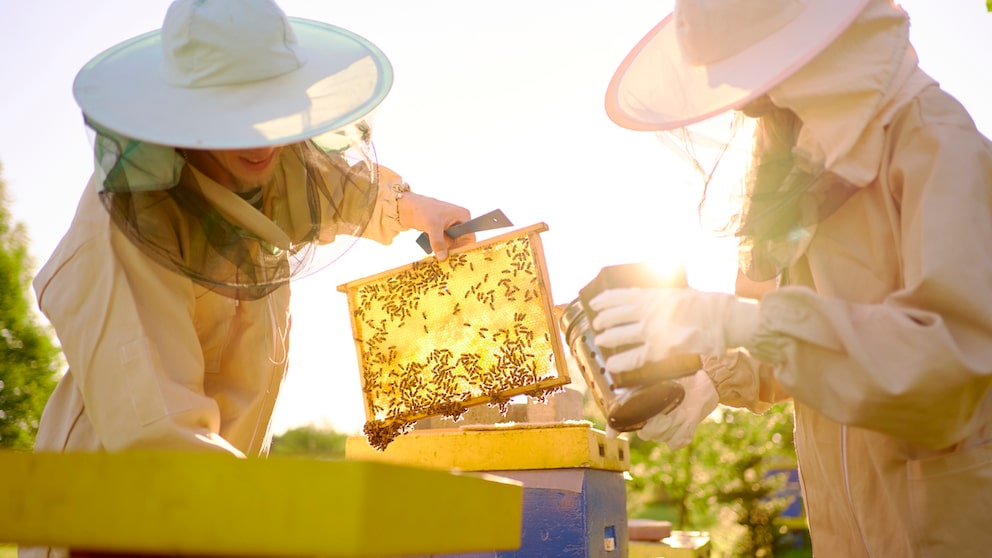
766, 0, 938, 187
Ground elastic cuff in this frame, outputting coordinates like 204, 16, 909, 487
723, 298, 761, 349
383, 182, 411, 232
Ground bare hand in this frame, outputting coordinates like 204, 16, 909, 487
397, 192, 475, 260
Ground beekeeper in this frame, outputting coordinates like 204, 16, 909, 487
590, 0, 992, 555
30, 0, 474, 459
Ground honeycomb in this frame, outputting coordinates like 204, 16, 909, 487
337, 223, 570, 450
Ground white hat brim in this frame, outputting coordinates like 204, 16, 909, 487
605, 0, 870, 131
73, 18, 392, 149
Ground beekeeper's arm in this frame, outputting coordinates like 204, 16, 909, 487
34, 189, 244, 456
618, 283, 788, 449
591, 115, 992, 449
364, 166, 474, 260
308, 153, 473, 260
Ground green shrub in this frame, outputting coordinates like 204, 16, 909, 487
626, 402, 803, 557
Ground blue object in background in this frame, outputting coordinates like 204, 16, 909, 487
765, 465, 804, 523
428, 468, 628, 558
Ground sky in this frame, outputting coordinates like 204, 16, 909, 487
1, 1, 990, 436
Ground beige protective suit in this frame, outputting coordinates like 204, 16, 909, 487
31, 150, 405, 458
707, 2, 992, 556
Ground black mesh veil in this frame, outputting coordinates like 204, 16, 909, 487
89, 118, 380, 300
656, 106, 858, 281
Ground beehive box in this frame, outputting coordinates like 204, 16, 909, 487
346, 422, 631, 472
337, 223, 570, 450
0, 450, 524, 557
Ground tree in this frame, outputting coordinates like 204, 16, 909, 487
0, 163, 62, 449
626, 402, 803, 557
270, 425, 348, 459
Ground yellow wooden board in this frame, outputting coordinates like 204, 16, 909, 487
0, 450, 522, 557
346, 422, 630, 473
337, 223, 571, 450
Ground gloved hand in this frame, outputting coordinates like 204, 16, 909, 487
589, 287, 760, 377
638, 369, 719, 450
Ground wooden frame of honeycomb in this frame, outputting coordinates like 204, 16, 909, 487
337, 223, 570, 450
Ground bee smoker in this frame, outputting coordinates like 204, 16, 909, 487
559, 263, 701, 433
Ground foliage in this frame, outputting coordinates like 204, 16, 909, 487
626, 402, 802, 558
270, 425, 348, 459
0, 164, 62, 449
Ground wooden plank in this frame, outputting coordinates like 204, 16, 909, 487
0, 451, 522, 557
345, 423, 630, 472
335, 223, 549, 290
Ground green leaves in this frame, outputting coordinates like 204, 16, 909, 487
269, 426, 348, 458
0, 164, 62, 449
626, 402, 801, 557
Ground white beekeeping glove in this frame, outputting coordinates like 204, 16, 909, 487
638, 369, 719, 450
589, 287, 760, 377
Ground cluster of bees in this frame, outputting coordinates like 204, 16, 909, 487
341, 229, 568, 450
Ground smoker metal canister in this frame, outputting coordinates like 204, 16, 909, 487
561, 261, 700, 432
559, 299, 615, 425
560, 298, 686, 432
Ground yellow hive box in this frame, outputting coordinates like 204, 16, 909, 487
346, 422, 630, 473
0, 450, 522, 557
337, 223, 571, 450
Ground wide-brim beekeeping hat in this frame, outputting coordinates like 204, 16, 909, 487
605, 0, 870, 131
73, 0, 392, 149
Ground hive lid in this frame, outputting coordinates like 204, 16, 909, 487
345, 421, 631, 472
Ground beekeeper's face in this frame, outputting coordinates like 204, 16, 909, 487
185, 146, 285, 192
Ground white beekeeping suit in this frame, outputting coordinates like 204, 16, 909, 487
592, 0, 992, 555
